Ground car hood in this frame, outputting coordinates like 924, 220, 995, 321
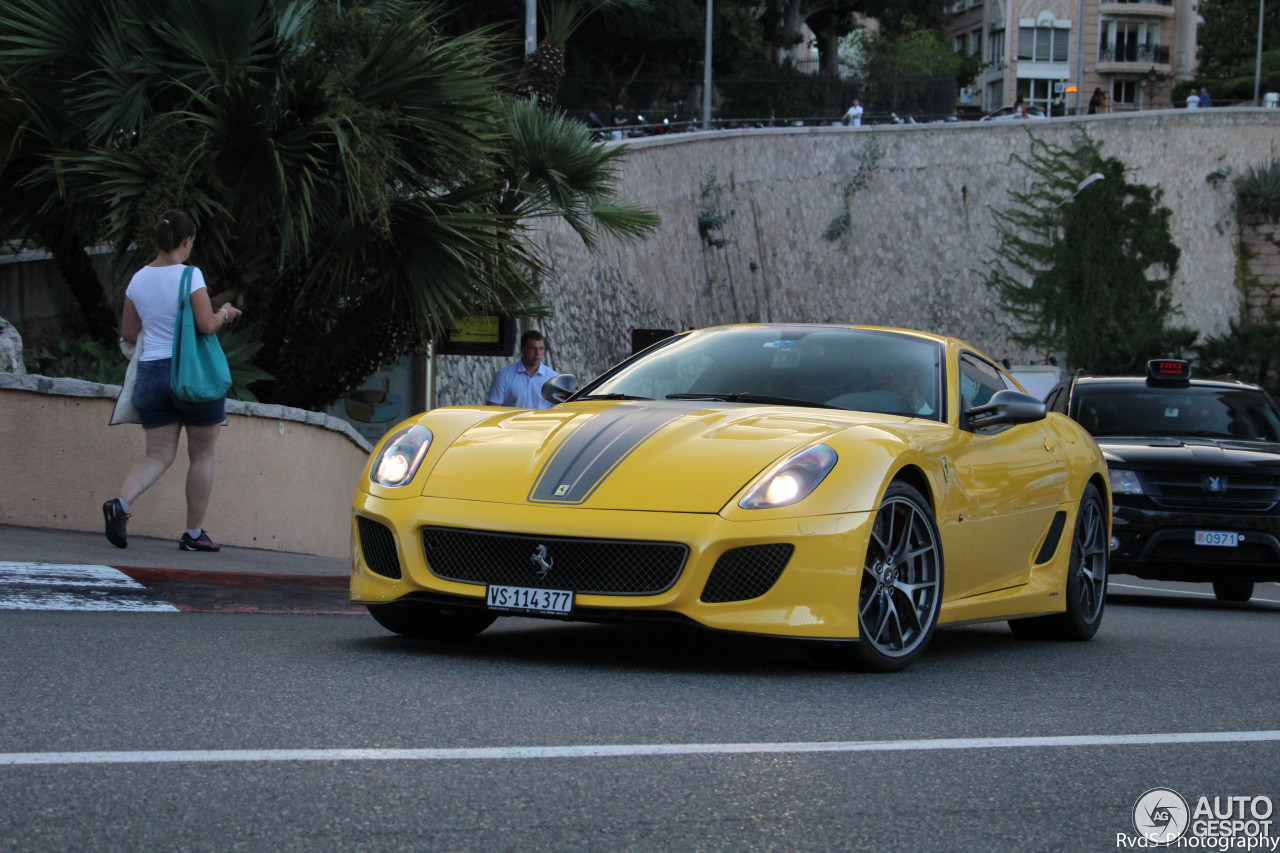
1098, 436, 1280, 469
422, 400, 883, 512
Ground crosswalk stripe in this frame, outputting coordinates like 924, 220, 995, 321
0, 562, 179, 612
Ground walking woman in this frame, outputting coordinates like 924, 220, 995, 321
102, 210, 242, 551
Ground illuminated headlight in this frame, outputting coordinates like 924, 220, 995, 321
371, 425, 433, 488
1109, 469, 1144, 495
740, 445, 838, 509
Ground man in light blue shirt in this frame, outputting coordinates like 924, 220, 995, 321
487, 330, 556, 409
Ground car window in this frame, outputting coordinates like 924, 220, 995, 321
580, 326, 945, 419
1072, 385, 1280, 441
959, 353, 1009, 410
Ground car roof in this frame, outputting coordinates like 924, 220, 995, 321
1069, 375, 1264, 393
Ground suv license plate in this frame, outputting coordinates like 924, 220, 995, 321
1195, 531, 1239, 548
486, 584, 574, 615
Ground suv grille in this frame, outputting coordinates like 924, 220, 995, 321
421, 527, 688, 595
1142, 470, 1280, 510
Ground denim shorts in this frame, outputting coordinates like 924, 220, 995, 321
133, 358, 226, 429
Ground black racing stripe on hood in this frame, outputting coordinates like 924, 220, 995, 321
528, 405, 691, 504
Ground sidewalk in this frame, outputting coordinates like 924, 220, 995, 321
0, 523, 349, 577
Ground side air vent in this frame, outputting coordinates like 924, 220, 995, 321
358, 516, 402, 580
1034, 511, 1068, 565
701, 544, 795, 604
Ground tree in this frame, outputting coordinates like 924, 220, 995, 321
762, 0, 948, 72
0, 0, 657, 410
983, 135, 1194, 374
513, 0, 649, 106
1195, 0, 1279, 78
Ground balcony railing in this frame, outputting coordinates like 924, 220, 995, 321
1098, 44, 1171, 64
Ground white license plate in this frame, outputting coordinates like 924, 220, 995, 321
1194, 530, 1239, 548
486, 584, 574, 615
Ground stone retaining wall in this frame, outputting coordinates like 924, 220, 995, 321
1243, 219, 1280, 322
435, 109, 1280, 405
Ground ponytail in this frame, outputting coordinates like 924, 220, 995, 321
155, 209, 196, 253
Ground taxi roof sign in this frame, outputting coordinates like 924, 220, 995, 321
1147, 359, 1192, 384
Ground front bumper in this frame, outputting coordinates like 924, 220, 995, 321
349, 493, 875, 639
1109, 501, 1280, 583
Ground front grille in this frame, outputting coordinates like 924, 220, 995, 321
1142, 469, 1280, 511
357, 516, 401, 579
700, 544, 794, 603
421, 527, 688, 595
1149, 541, 1278, 565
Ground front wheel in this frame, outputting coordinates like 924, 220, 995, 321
1009, 482, 1108, 641
367, 602, 496, 640
1212, 580, 1254, 602
810, 481, 943, 673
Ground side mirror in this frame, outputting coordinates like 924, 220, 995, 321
541, 373, 579, 405
964, 389, 1047, 430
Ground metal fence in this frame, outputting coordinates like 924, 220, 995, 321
561, 74, 959, 132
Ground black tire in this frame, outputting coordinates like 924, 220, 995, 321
367, 602, 496, 640
1009, 483, 1108, 641
1212, 580, 1254, 602
810, 481, 944, 673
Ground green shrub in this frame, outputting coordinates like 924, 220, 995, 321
1235, 158, 1280, 222
1196, 319, 1280, 397
23, 328, 273, 402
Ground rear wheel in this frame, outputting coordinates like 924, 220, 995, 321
810, 481, 943, 673
1212, 580, 1254, 602
367, 602, 496, 640
1009, 483, 1108, 641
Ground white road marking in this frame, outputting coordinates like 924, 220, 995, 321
1110, 581, 1280, 603
2, 730, 1279, 767
0, 562, 178, 612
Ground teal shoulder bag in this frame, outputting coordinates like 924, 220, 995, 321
170, 266, 232, 403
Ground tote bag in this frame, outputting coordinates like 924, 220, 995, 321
170, 266, 232, 403
108, 331, 143, 425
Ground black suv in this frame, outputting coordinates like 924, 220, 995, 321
1046, 360, 1280, 602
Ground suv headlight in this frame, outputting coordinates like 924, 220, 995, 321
1109, 468, 1144, 495
740, 445, 838, 509
371, 425, 433, 488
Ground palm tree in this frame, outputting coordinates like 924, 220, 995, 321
514, 0, 648, 107
0, 0, 658, 410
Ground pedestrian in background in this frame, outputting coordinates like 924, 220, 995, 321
1186, 90, 1200, 109
843, 99, 864, 126
1199, 87, 1212, 108
1088, 88, 1107, 114
102, 209, 242, 552
610, 103, 626, 141
487, 330, 556, 409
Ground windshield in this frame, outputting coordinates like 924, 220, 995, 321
579, 326, 944, 420
1072, 384, 1280, 442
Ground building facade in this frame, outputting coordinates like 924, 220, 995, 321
947, 0, 1199, 114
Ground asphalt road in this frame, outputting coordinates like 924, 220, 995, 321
2, 575, 1278, 852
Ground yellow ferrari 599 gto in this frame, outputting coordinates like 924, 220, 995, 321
350, 325, 1110, 671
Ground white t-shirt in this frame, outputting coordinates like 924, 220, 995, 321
125, 264, 207, 361
1186, 93, 1199, 109
844, 104, 864, 126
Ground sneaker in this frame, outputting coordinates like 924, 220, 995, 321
179, 530, 221, 552
103, 499, 129, 549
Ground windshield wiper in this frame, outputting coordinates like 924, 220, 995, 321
666, 392, 839, 409
578, 393, 654, 401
